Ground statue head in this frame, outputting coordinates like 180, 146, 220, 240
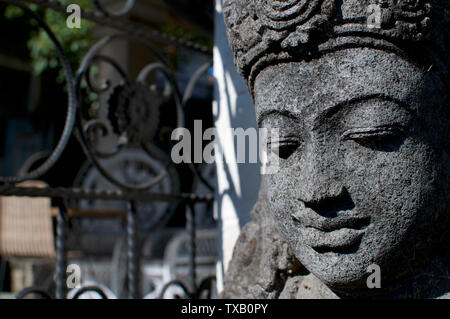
224, 0, 449, 296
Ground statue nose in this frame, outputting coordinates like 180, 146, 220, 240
296, 146, 354, 217
300, 186, 355, 218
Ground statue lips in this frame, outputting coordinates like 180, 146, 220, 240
291, 212, 371, 252
301, 228, 365, 252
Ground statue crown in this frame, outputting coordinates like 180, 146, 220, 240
223, 0, 449, 96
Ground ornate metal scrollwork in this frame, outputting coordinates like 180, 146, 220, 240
75, 34, 183, 192
0, 1, 76, 184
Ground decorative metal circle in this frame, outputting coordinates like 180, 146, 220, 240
75, 34, 184, 191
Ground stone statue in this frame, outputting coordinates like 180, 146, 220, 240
221, 0, 449, 299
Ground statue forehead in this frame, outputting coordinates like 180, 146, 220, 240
254, 48, 424, 121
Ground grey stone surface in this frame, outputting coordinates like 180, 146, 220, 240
221, 0, 449, 298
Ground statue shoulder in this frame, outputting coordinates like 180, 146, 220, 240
222, 200, 306, 299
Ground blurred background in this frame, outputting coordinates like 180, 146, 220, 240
0, 0, 259, 299
0, 0, 218, 299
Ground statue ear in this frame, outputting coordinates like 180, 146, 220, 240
222, 191, 307, 299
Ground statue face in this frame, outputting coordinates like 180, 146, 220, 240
255, 48, 448, 290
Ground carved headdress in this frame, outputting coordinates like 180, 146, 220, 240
223, 0, 449, 96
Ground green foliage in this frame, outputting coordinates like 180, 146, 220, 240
4, 1, 211, 81
4, 0, 95, 82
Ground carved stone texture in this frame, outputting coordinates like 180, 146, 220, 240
222, 0, 449, 299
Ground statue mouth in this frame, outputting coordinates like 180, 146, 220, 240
291, 211, 371, 232
300, 227, 366, 254
304, 216, 371, 232
311, 236, 364, 255
291, 214, 371, 254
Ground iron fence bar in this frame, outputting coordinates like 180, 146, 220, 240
0, 185, 213, 202
186, 203, 197, 295
55, 208, 68, 299
0, 259, 7, 292
196, 276, 216, 299
183, 61, 215, 192
127, 201, 140, 299
3, 0, 213, 56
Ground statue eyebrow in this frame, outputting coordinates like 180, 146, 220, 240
258, 94, 413, 129
257, 109, 300, 127
312, 94, 414, 130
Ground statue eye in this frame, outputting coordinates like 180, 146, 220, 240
270, 137, 302, 160
342, 125, 406, 152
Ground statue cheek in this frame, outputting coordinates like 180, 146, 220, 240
266, 175, 299, 233
267, 177, 289, 218
344, 141, 436, 221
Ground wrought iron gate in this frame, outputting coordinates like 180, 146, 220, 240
0, 0, 215, 299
